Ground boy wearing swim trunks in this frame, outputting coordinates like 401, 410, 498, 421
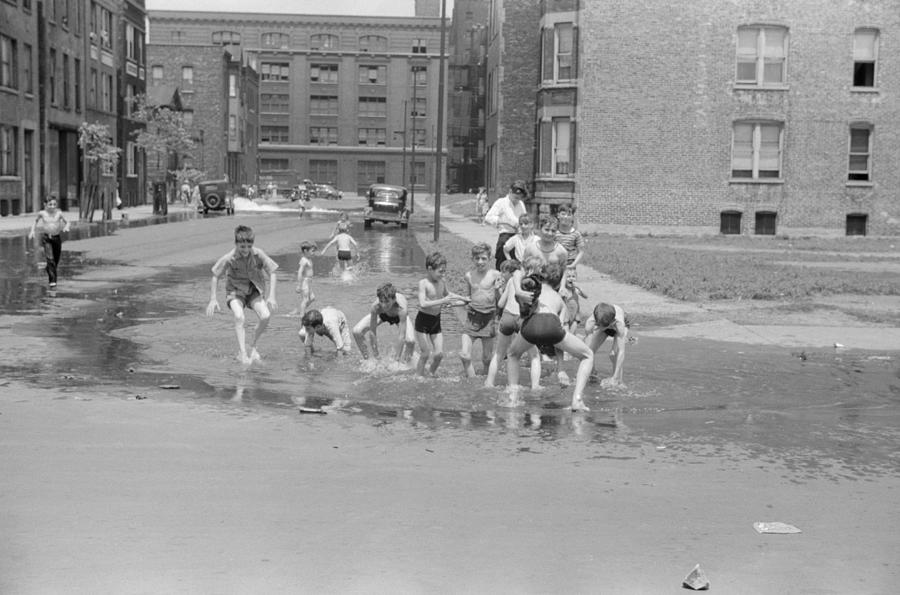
300, 307, 352, 355
415, 252, 469, 377
296, 241, 317, 319
459, 243, 502, 378
352, 282, 416, 362
206, 225, 279, 365
505, 262, 595, 412
321, 227, 358, 272
584, 302, 631, 388
485, 259, 542, 389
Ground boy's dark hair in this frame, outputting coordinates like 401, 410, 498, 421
538, 214, 559, 231
471, 242, 492, 259
540, 262, 565, 290
556, 205, 574, 216
593, 303, 616, 328
234, 225, 254, 243
376, 282, 397, 301
517, 213, 532, 226
519, 273, 542, 318
499, 259, 521, 274
300, 241, 316, 253
301, 309, 323, 328
425, 251, 447, 270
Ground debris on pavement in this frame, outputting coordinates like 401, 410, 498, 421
682, 563, 710, 590
299, 407, 326, 414
753, 521, 802, 534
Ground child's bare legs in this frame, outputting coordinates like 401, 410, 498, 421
415, 332, 434, 376
352, 316, 375, 359
247, 299, 272, 362
526, 346, 542, 390
555, 333, 594, 411
480, 336, 495, 375
459, 334, 476, 377
400, 319, 417, 363
556, 350, 570, 387
428, 333, 444, 375
484, 332, 511, 387
228, 300, 253, 364
505, 335, 531, 405
586, 331, 609, 381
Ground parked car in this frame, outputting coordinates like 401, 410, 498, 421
312, 183, 342, 200
363, 184, 410, 229
197, 179, 234, 215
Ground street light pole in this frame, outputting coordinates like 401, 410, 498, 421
401, 99, 407, 187
410, 72, 418, 213
433, 0, 447, 241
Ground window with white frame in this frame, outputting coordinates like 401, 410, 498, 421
182, 110, 193, 127
261, 32, 289, 49
309, 159, 337, 183
260, 158, 289, 170
731, 121, 783, 179
126, 24, 135, 60
24, 43, 33, 94
736, 26, 787, 86
358, 96, 386, 117
853, 28, 878, 88
411, 66, 427, 86
261, 93, 289, 112
357, 160, 385, 185
358, 65, 386, 84
359, 35, 387, 52
848, 124, 872, 181
310, 63, 338, 83
261, 126, 289, 143
412, 96, 426, 118
310, 95, 338, 115
412, 38, 427, 53
212, 31, 241, 45
181, 65, 193, 87
309, 126, 338, 145
102, 72, 113, 112
1, 34, 17, 89
554, 23, 574, 81
126, 141, 136, 176
0, 125, 16, 176
552, 117, 572, 174
260, 62, 289, 81
229, 74, 236, 98
310, 34, 339, 50
357, 128, 386, 146
151, 65, 163, 82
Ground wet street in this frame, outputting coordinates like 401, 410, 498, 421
2, 208, 898, 478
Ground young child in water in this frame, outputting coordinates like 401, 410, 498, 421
352, 282, 416, 362
584, 302, 631, 388
296, 241, 317, 319
459, 242, 502, 378
206, 225, 278, 365
414, 251, 469, 377
321, 226, 358, 273
28, 197, 71, 287
300, 307, 352, 355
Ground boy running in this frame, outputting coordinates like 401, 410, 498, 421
352, 282, 417, 362
321, 226, 358, 272
206, 225, 278, 365
28, 197, 71, 287
414, 251, 469, 377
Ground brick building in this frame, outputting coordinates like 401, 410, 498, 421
489, 0, 900, 236
147, 9, 445, 196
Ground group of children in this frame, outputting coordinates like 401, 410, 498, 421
207, 207, 629, 411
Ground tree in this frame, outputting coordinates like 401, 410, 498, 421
130, 93, 197, 214
77, 122, 121, 222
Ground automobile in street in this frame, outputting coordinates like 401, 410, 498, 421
312, 183, 342, 200
363, 184, 410, 229
197, 179, 234, 215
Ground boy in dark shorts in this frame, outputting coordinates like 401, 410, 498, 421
206, 225, 279, 365
584, 302, 631, 388
414, 252, 469, 377
352, 282, 416, 362
459, 242, 502, 378
321, 226, 358, 273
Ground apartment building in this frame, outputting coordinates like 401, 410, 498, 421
147, 9, 445, 196
488, 0, 900, 236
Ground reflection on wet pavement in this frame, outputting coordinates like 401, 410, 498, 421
1, 212, 899, 482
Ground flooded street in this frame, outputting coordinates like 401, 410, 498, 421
2, 208, 899, 593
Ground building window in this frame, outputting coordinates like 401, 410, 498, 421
228, 115, 237, 137
261, 93, 289, 112
260, 126, 289, 144
755, 211, 777, 235
412, 160, 425, 186
357, 128, 386, 146
846, 214, 867, 236
310, 34, 339, 50
848, 124, 872, 182
359, 35, 387, 52
23, 43, 33, 94
309, 126, 338, 145
102, 73, 113, 111
720, 211, 742, 235
126, 24, 135, 60
124, 84, 133, 116
212, 31, 241, 45
23, 0, 33, 11
260, 158, 289, 170
736, 26, 788, 86
126, 141, 136, 176
261, 32, 289, 48
412, 128, 426, 147
412, 38, 427, 53
62, 53, 70, 108
0, 125, 16, 176
99, 6, 112, 48
229, 74, 237, 98
260, 62, 289, 81
731, 121, 782, 179
544, 23, 575, 82
358, 160, 386, 185
73, 57, 80, 110
411, 66, 427, 86
358, 65, 386, 84
0, 34, 17, 89
310, 63, 338, 83
358, 96, 387, 117
181, 65, 193, 87
309, 159, 337, 183
49, 48, 57, 104
552, 117, 573, 174
151, 65, 163, 82
310, 95, 338, 115
853, 28, 878, 88
412, 96, 426, 119
182, 110, 193, 127
89, 68, 97, 108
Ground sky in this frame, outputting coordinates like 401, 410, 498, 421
145, 0, 452, 17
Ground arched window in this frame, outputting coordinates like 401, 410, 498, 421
310, 34, 339, 51
359, 35, 387, 52
212, 31, 241, 45
261, 32, 290, 49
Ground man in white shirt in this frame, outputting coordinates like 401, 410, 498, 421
484, 179, 528, 269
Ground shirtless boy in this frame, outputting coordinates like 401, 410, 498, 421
28, 197, 71, 287
459, 243, 502, 378
295, 241, 317, 319
584, 302, 631, 388
352, 282, 416, 362
321, 227, 358, 272
414, 252, 469, 377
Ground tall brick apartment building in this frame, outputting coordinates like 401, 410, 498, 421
487, 0, 900, 236
147, 6, 444, 196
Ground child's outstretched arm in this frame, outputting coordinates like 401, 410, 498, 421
266, 270, 278, 311
321, 236, 337, 254
206, 272, 221, 316
575, 284, 588, 299
27, 213, 44, 240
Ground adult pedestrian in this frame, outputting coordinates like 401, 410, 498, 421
484, 179, 528, 269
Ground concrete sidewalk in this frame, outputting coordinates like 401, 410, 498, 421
0, 202, 196, 236
418, 202, 900, 352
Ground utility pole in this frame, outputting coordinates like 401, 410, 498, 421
433, 0, 448, 241
401, 99, 407, 186
410, 69, 419, 213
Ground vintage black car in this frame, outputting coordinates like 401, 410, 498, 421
363, 184, 410, 229
197, 179, 234, 215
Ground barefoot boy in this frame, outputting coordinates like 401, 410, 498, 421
353, 282, 416, 362
28, 197, 71, 287
300, 307, 352, 355
502, 213, 536, 263
414, 252, 469, 377
584, 302, 630, 388
296, 241, 317, 319
206, 225, 278, 365
321, 226, 358, 272
459, 242, 502, 378
522, 214, 569, 276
